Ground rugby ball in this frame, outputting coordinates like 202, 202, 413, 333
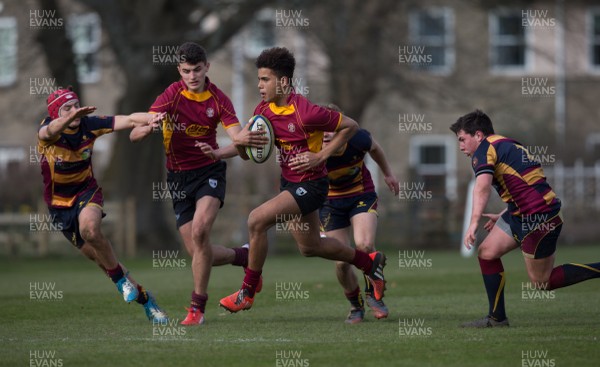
245, 115, 274, 164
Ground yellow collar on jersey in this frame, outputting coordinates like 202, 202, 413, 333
269, 102, 295, 115
181, 89, 212, 102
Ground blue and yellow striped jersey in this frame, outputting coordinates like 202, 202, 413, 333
472, 135, 560, 216
326, 129, 375, 199
38, 115, 114, 208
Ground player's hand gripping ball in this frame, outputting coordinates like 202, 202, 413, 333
245, 115, 274, 164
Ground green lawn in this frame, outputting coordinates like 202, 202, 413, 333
1, 245, 599, 366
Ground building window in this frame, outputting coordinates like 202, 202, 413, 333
489, 10, 530, 72
0, 17, 17, 87
409, 135, 457, 200
589, 8, 600, 69
67, 13, 101, 84
408, 7, 454, 73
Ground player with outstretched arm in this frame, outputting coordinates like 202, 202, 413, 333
38, 87, 168, 322
320, 104, 399, 324
130, 42, 266, 326
219, 47, 387, 313
451, 109, 600, 327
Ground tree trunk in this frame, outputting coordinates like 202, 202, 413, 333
35, 0, 80, 95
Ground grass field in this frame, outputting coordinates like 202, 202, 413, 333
1, 245, 599, 367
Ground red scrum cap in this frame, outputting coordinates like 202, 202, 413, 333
47, 87, 79, 119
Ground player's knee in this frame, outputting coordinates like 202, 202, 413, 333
354, 240, 375, 253
80, 225, 103, 244
248, 209, 269, 233
191, 227, 209, 246
477, 245, 498, 260
298, 244, 317, 257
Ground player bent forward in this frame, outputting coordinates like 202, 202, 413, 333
38, 87, 167, 322
451, 109, 600, 327
219, 47, 387, 313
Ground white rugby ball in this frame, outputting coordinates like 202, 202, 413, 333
245, 115, 274, 164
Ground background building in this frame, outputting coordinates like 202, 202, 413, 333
1, 0, 598, 255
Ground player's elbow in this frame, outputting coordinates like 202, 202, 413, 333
343, 119, 359, 136
38, 128, 53, 141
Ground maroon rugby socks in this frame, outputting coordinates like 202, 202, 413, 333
191, 292, 208, 313
547, 262, 600, 290
241, 267, 262, 297
232, 246, 249, 268
478, 257, 507, 322
106, 264, 125, 283
351, 250, 372, 274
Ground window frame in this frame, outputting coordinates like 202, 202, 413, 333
587, 7, 600, 72
489, 8, 533, 75
0, 17, 18, 87
67, 12, 102, 84
408, 7, 455, 75
409, 134, 457, 200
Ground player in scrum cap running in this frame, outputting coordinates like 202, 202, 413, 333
38, 87, 167, 322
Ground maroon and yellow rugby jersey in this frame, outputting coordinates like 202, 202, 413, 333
150, 78, 240, 172
253, 92, 342, 183
38, 115, 114, 208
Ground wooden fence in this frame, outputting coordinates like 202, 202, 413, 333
0, 197, 136, 256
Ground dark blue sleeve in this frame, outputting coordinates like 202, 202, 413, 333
349, 129, 373, 153
83, 116, 115, 137
38, 117, 52, 131
472, 139, 495, 176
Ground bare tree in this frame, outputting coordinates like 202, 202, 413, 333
308, 0, 402, 120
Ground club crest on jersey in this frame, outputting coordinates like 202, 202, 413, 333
296, 187, 307, 196
288, 123, 296, 133
209, 178, 218, 189
81, 148, 91, 160
206, 107, 215, 118
472, 157, 478, 168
